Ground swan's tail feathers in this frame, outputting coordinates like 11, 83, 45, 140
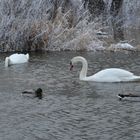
26, 53, 29, 60
5, 57, 9, 67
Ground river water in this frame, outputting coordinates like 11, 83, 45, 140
0, 51, 140, 140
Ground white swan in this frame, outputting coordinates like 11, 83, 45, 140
70, 56, 140, 82
5, 53, 29, 67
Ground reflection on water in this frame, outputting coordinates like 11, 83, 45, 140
0, 51, 140, 140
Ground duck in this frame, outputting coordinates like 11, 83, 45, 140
117, 93, 140, 100
22, 88, 43, 99
70, 56, 140, 82
5, 53, 29, 67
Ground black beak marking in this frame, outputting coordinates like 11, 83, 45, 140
70, 61, 73, 71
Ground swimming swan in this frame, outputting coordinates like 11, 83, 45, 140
5, 53, 29, 67
70, 56, 140, 82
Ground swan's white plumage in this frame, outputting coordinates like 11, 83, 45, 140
5, 53, 29, 67
70, 56, 140, 82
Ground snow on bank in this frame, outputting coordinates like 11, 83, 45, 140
108, 42, 136, 51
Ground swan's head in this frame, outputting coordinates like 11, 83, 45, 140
70, 56, 86, 71
70, 61, 74, 71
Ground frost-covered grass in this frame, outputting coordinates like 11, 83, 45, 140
0, 0, 107, 52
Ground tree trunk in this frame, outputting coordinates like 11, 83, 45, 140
110, 0, 124, 42
83, 0, 105, 18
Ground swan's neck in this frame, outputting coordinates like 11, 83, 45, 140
79, 59, 88, 80
5, 57, 9, 67
26, 54, 29, 60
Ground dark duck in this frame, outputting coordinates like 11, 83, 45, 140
22, 88, 43, 99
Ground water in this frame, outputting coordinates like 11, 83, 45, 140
0, 51, 140, 140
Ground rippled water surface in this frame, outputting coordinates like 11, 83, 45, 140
1, 51, 140, 140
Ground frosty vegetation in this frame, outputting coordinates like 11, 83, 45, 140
0, 0, 111, 52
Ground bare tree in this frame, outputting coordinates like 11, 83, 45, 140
110, 0, 124, 41
83, 0, 105, 18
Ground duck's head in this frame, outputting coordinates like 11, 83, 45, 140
35, 88, 43, 99
118, 94, 125, 98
